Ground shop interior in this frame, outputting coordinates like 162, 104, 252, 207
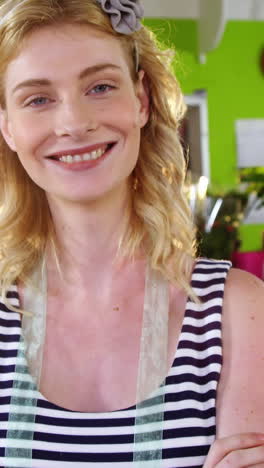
142, 0, 264, 279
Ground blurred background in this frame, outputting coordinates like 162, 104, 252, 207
142, 0, 264, 279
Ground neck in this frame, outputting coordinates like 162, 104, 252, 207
46, 184, 132, 284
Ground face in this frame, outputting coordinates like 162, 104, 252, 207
0, 23, 149, 205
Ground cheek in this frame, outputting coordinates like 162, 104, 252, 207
117, 107, 141, 135
104, 93, 142, 130
10, 114, 48, 154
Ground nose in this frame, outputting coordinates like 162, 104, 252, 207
54, 100, 97, 139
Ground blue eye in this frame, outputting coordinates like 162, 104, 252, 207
90, 84, 114, 95
28, 96, 50, 107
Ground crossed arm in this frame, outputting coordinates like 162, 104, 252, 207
204, 268, 264, 467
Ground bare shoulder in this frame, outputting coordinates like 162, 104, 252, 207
224, 268, 264, 318
216, 268, 264, 437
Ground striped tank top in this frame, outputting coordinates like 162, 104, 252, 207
0, 259, 231, 467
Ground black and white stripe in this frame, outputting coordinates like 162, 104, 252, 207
0, 259, 231, 467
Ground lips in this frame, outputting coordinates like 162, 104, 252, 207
45, 142, 116, 170
46, 142, 115, 161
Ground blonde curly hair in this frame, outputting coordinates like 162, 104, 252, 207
0, 0, 197, 309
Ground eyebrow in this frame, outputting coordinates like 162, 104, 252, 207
11, 63, 122, 94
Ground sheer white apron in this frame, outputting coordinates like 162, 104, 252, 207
5, 260, 169, 466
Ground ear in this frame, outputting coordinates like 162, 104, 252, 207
136, 70, 150, 128
0, 107, 17, 152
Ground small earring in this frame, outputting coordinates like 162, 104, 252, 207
172, 237, 183, 250
161, 163, 176, 185
133, 177, 139, 191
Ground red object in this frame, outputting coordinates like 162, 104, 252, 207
232, 251, 264, 280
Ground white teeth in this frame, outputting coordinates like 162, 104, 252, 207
73, 155, 81, 162
58, 146, 108, 164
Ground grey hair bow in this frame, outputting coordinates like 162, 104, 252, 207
96, 0, 144, 35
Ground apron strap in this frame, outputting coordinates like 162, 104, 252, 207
133, 263, 169, 465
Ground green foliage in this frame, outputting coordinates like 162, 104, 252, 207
198, 222, 239, 260
197, 173, 264, 259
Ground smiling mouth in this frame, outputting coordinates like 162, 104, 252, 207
48, 143, 115, 164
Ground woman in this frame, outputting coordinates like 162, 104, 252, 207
0, 0, 263, 466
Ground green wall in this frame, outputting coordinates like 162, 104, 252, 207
144, 18, 264, 251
